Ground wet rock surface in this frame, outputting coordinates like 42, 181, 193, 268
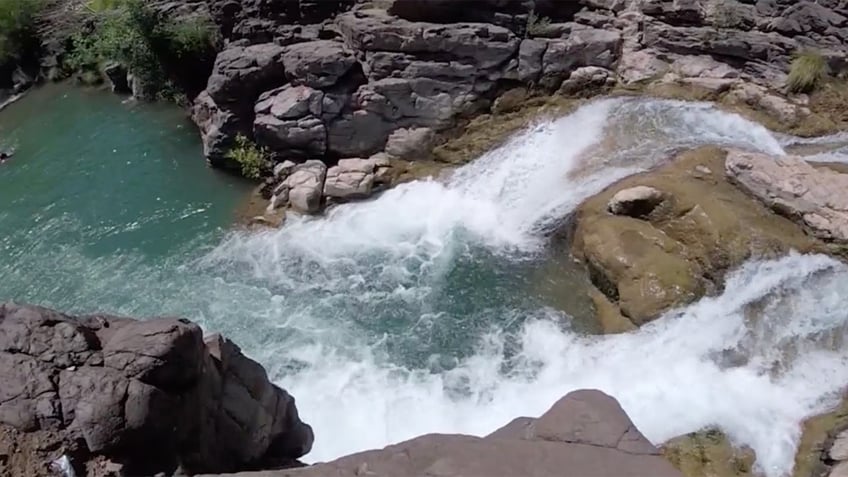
0, 303, 312, 476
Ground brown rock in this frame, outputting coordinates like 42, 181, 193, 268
571, 147, 820, 328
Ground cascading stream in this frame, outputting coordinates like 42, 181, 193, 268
3, 92, 847, 477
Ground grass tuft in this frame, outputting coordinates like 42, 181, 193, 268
787, 50, 829, 94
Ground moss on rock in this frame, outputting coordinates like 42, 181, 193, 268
662, 429, 757, 477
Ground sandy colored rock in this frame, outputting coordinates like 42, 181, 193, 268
608, 185, 666, 217
726, 149, 848, 243
571, 147, 820, 328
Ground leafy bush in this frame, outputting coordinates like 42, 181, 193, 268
68, 0, 218, 99
526, 10, 551, 37
787, 51, 829, 94
161, 15, 219, 59
226, 135, 266, 180
0, 0, 43, 65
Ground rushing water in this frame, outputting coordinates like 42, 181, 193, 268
2, 87, 848, 477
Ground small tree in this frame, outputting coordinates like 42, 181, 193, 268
0, 0, 43, 65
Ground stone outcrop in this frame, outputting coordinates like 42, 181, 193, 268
570, 147, 820, 329
231, 389, 682, 477
726, 149, 848, 243
178, 0, 848, 216
0, 303, 312, 476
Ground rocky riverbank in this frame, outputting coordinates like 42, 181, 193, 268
0, 303, 681, 477
0, 303, 313, 476
9, 0, 848, 223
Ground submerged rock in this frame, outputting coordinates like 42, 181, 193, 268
0, 303, 312, 475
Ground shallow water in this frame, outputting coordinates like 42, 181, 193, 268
1, 88, 847, 477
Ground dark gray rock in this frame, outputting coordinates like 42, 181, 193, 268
191, 91, 242, 168
769, 1, 847, 36
102, 63, 130, 94
337, 10, 520, 70
205, 43, 286, 109
518, 39, 547, 83
541, 26, 622, 88
0, 303, 312, 475
282, 40, 356, 88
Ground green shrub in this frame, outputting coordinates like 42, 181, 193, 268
68, 0, 217, 99
0, 0, 43, 65
787, 51, 829, 94
526, 10, 551, 37
226, 135, 266, 180
162, 15, 219, 59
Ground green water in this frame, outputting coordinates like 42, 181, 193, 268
0, 84, 251, 310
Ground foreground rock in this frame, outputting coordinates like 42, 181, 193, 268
213, 389, 682, 477
0, 303, 312, 476
571, 147, 820, 330
726, 150, 848, 243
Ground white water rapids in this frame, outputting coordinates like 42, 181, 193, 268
7, 96, 846, 477
189, 98, 848, 477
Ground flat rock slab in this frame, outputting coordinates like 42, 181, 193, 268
726, 149, 848, 242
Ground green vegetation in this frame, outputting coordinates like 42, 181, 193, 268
0, 0, 43, 65
68, 0, 218, 99
526, 10, 551, 37
85, 0, 129, 13
226, 135, 266, 180
787, 50, 829, 94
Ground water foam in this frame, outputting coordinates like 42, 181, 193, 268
6, 97, 844, 477
193, 98, 848, 477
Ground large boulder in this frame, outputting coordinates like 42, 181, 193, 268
570, 147, 820, 329
283, 160, 328, 214
253, 85, 330, 156
323, 158, 377, 200
205, 43, 286, 109
192, 91, 241, 167
726, 150, 848, 242
336, 9, 520, 71
541, 26, 622, 87
0, 303, 312, 475
281, 389, 682, 477
281, 40, 357, 88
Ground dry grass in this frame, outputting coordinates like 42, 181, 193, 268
787, 51, 829, 94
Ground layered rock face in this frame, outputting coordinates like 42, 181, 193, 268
188, 0, 848, 215
0, 303, 312, 476
211, 389, 682, 477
